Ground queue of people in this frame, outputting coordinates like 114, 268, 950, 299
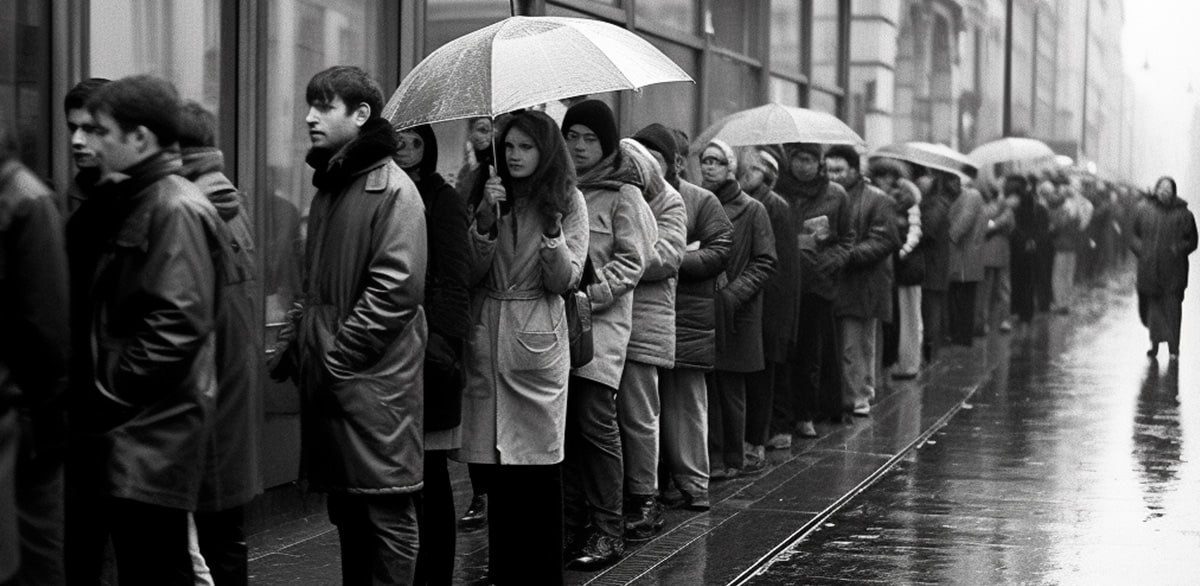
0, 62, 1189, 586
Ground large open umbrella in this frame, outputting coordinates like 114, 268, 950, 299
870, 142, 978, 180
382, 16, 693, 130
968, 137, 1057, 180
691, 103, 865, 150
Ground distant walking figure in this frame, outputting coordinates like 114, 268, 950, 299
1131, 176, 1197, 361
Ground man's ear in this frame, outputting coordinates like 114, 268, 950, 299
131, 125, 158, 154
352, 103, 372, 127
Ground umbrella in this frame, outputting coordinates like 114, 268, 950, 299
692, 103, 865, 150
382, 16, 693, 130
968, 137, 1056, 167
870, 142, 978, 180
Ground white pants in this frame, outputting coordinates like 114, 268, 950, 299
839, 317, 879, 413
896, 286, 923, 375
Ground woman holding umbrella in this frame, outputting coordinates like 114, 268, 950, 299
1131, 176, 1197, 361
456, 110, 589, 586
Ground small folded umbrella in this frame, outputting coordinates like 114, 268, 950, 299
870, 142, 978, 180
382, 16, 693, 130
691, 103, 865, 150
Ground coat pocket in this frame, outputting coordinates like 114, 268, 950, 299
509, 330, 562, 372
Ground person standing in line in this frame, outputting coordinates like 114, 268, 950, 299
1048, 181, 1093, 314
825, 145, 899, 418
631, 123, 732, 513
944, 172, 985, 346
453, 116, 495, 534
1034, 178, 1058, 312
699, 140, 776, 480
738, 148, 798, 471
614, 138, 686, 542
1008, 175, 1050, 325
1131, 176, 1197, 361
0, 124, 71, 586
269, 66, 427, 586
394, 124, 471, 586
67, 75, 223, 585
176, 102, 261, 586
62, 78, 111, 214
560, 100, 656, 570
870, 158, 923, 380
976, 181, 1015, 335
455, 110, 588, 586
769, 143, 854, 444
918, 172, 953, 362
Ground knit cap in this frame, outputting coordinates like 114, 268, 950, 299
704, 138, 738, 181
631, 123, 678, 165
784, 142, 824, 160
562, 99, 618, 157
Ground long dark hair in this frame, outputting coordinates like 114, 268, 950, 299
472, 110, 577, 228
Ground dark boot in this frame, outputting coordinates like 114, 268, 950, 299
624, 495, 665, 541
457, 493, 487, 532
566, 529, 624, 570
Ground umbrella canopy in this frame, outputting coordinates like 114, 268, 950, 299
870, 142, 978, 180
968, 137, 1056, 167
383, 16, 693, 130
692, 103, 865, 150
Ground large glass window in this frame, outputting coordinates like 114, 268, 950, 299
770, 76, 800, 106
811, 0, 841, 90
711, 0, 760, 58
630, 38, 699, 137
90, 0, 222, 115
264, 0, 385, 329
635, 0, 697, 34
769, 0, 802, 77
705, 53, 759, 126
0, 1, 50, 177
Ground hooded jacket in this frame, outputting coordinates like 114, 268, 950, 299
571, 150, 657, 389
274, 118, 428, 494
621, 141, 687, 368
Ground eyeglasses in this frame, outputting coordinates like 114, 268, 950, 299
700, 156, 728, 167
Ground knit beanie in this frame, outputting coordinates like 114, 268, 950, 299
756, 149, 779, 177
631, 123, 678, 166
562, 99, 618, 157
705, 138, 738, 181
784, 142, 824, 161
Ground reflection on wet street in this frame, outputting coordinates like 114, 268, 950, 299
747, 269, 1200, 585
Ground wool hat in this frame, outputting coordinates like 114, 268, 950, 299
704, 138, 738, 181
563, 99, 618, 157
631, 123, 678, 166
784, 142, 824, 160
756, 149, 779, 176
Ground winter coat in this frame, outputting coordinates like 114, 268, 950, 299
458, 188, 589, 465
0, 161, 69, 576
1010, 197, 1050, 262
624, 149, 687, 369
67, 152, 223, 510
1049, 194, 1093, 252
947, 186, 986, 283
981, 195, 1015, 269
777, 178, 854, 301
571, 152, 657, 389
1131, 197, 1198, 297
179, 148, 263, 511
274, 120, 428, 494
401, 129, 472, 436
748, 183, 800, 364
712, 179, 776, 373
834, 178, 900, 321
673, 180, 733, 371
920, 190, 953, 292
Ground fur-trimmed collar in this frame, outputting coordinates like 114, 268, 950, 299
306, 118, 399, 192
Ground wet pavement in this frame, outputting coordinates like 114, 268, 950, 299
248, 265, 1200, 585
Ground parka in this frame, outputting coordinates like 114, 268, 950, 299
947, 186, 986, 283
748, 182, 800, 364
622, 144, 688, 369
673, 180, 733, 371
1130, 196, 1198, 297
776, 177, 854, 301
834, 177, 900, 321
179, 147, 262, 511
571, 151, 658, 389
67, 152, 222, 510
272, 119, 428, 494
919, 189, 953, 292
711, 179, 776, 373
457, 188, 589, 465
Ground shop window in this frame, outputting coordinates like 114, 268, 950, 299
90, 0, 222, 115
769, 0, 802, 77
710, 0, 761, 58
635, 0, 697, 35
263, 0, 385, 334
706, 53, 759, 126
0, 1, 50, 177
811, 0, 841, 90
770, 76, 800, 106
809, 89, 838, 115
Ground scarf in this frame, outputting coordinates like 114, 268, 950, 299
306, 117, 398, 192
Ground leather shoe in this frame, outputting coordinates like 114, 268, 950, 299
567, 531, 624, 570
624, 495, 665, 541
457, 494, 487, 532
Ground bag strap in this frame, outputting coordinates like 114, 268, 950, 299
568, 254, 595, 294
